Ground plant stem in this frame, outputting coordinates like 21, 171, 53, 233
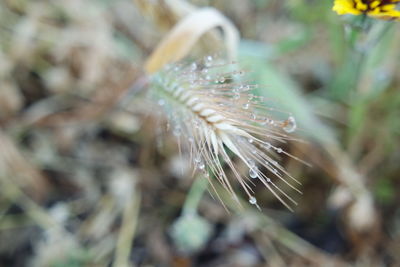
182, 176, 209, 216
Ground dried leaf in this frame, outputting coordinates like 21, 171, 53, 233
145, 7, 239, 73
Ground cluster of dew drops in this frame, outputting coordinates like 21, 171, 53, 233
190, 55, 297, 130
209, 56, 298, 208
160, 55, 299, 209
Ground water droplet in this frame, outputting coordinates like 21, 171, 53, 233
248, 94, 254, 101
158, 99, 165, 106
276, 148, 283, 153
206, 55, 213, 62
283, 116, 297, 133
233, 93, 240, 100
261, 118, 273, 125
249, 168, 258, 179
194, 155, 202, 163
266, 178, 271, 183
261, 118, 267, 125
263, 143, 271, 149
249, 197, 257, 205
197, 161, 205, 170
219, 77, 225, 83
242, 103, 249, 110
205, 75, 211, 80
191, 62, 197, 71
248, 138, 254, 143
251, 113, 257, 120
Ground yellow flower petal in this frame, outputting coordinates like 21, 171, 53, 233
333, 0, 362, 15
333, 0, 400, 20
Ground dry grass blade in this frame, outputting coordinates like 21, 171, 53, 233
145, 7, 239, 73
113, 190, 141, 267
0, 130, 49, 201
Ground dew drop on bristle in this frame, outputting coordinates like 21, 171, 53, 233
283, 116, 297, 133
249, 168, 258, 179
261, 118, 273, 125
276, 148, 283, 153
194, 155, 202, 164
263, 143, 271, 150
158, 99, 165, 106
197, 161, 205, 170
242, 103, 249, 110
249, 197, 257, 205
205, 56, 213, 66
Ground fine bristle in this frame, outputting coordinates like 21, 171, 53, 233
150, 56, 303, 211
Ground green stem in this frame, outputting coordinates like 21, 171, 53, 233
350, 21, 393, 98
182, 176, 209, 216
348, 16, 368, 97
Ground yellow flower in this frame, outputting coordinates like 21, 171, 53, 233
333, 0, 400, 19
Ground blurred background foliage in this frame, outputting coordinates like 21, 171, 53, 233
0, 0, 399, 266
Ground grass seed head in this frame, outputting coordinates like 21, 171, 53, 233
149, 56, 304, 211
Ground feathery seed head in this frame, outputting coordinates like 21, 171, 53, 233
149, 56, 304, 211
